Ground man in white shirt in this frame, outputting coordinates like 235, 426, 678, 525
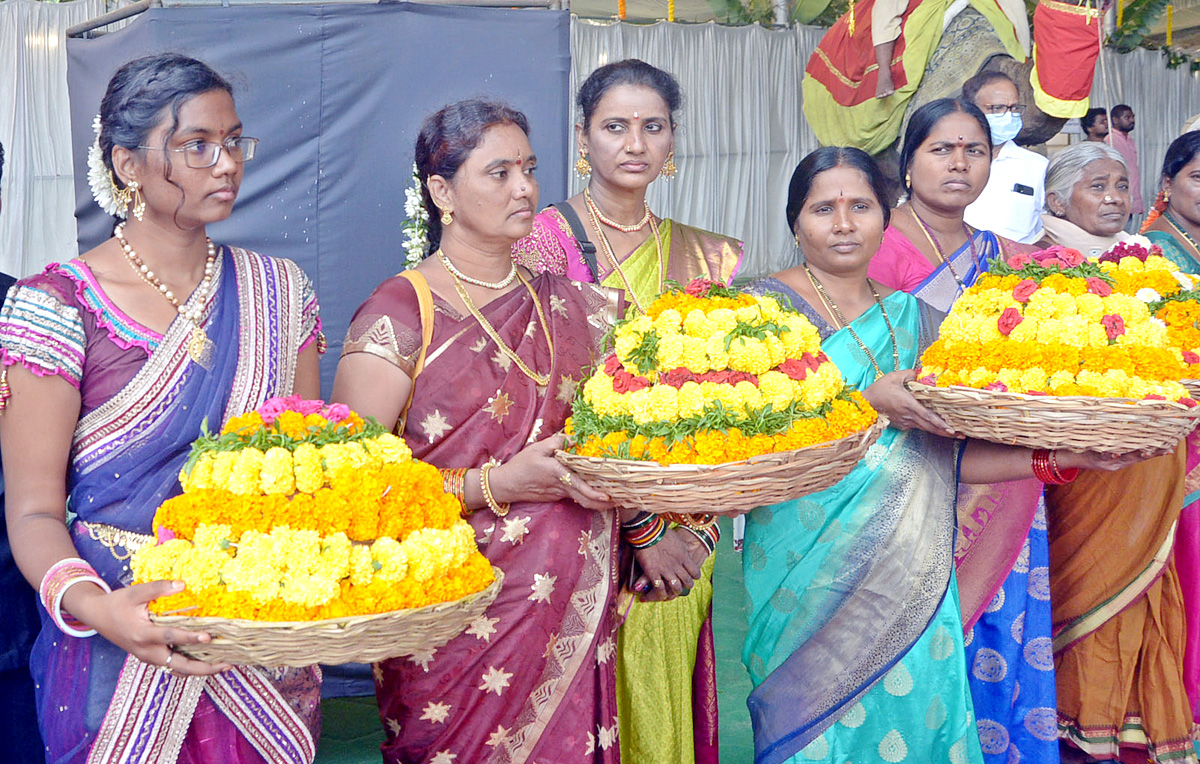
962, 71, 1049, 244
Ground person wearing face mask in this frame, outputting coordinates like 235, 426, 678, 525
961, 71, 1049, 245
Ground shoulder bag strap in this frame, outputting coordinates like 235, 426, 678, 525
396, 269, 434, 435
551, 202, 601, 282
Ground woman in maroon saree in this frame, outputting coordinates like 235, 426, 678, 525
332, 100, 621, 764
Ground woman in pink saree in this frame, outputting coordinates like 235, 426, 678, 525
332, 100, 621, 764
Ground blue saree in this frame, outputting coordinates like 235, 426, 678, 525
741, 280, 981, 764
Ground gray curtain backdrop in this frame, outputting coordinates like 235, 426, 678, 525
66, 3, 571, 392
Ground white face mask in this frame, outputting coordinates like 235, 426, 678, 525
986, 112, 1023, 144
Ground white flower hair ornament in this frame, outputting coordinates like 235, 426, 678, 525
87, 114, 128, 218
400, 163, 430, 270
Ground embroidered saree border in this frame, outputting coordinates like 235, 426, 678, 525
1052, 521, 1178, 653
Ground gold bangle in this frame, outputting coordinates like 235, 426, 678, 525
480, 463, 511, 517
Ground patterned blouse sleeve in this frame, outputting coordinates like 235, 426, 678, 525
295, 266, 325, 354
512, 210, 572, 276
0, 272, 87, 390
341, 276, 424, 379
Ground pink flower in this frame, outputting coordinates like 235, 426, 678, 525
1101, 313, 1126, 340
295, 399, 325, 416
918, 373, 937, 386
1032, 246, 1083, 269
1026, 390, 1048, 396
1006, 253, 1033, 269
156, 526, 177, 544
1144, 394, 1167, 401
685, 278, 714, 297
1058, 248, 1086, 267
1185, 351, 1200, 365
1182, 398, 1198, 408
985, 381, 1009, 392
257, 397, 290, 424
323, 403, 350, 422
997, 307, 1023, 336
1086, 277, 1112, 297
1012, 279, 1038, 303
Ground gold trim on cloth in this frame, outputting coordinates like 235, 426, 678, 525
79, 521, 154, 561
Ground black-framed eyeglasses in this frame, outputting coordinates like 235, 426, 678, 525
983, 104, 1026, 116
137, 138, 259, 169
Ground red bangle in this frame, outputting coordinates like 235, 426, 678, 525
1032, 449, 1077, 484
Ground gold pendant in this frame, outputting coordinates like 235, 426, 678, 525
187, 326, 214, 369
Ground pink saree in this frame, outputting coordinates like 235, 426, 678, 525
344, 272, 620, 764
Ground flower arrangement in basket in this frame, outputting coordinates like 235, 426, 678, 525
910, 243, 1200, 453
556, 279, 884, 514
130, 396, 500, 667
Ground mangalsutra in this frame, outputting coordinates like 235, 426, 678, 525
583, 188, 652, 232
437, 249, 517, 290
803, 264, 898, 380
115, 224, 216, 365
442, 260, 554, 387
909, 206, 973, 292
583, 191, 664, 313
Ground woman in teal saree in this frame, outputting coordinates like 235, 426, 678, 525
742, 146, 1151, 764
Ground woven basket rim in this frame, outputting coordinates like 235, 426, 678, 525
152, 567, 504, 630
906, 382, 1199, 411
556, 415, 888, 471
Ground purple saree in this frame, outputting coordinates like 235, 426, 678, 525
0, 247, 322, 764
343, 272, 620, 764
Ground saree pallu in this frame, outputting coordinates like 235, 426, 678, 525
10, 248, 320, 764
1046, 448, 1197, 763
876, 224, 1060, 764
348, 273, 620, 764
513, 208, 742, 764
741, 288, 983, 764
1146, 226, 1200, 726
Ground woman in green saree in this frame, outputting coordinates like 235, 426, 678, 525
512, 59, 741, 764
1143, 131, 1200, 272
742, 146, 1152, 764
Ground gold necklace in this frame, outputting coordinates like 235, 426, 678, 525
802, 264, 899, 380
1164, 211, 1200, 261
443, 261, 554, 387
437, 249, 517, 290
582, 193, 664, 313
583, 187, 652, 232
115, 224, 216, 364
909, 206, 972, 291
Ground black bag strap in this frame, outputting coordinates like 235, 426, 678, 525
551, 202, 601, 282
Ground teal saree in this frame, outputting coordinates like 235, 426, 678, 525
741, 283, 983, 764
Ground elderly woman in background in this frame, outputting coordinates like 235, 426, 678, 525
513, 59, 741, 764
1039, 142, 1132, 257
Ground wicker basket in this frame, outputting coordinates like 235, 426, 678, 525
1184, 380, 1200, 399
153, 568, 504, 667
555, 417, 887, 514
907, 383, 1200, 453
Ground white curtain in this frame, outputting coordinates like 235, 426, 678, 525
1092, 46, 1200, 212
0, 0, 106, 278
571, 20, 828, 278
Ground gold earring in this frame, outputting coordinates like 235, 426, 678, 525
1164, 188, 1172, 203
441, 208, 453, 226
575, 148, 591, 178
661, 151, 677, 180
904, 172, 911, 187
130, 181, 145, 222
111, 173, 132, 215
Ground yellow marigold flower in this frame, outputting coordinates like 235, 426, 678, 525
229, 448, 266, 496
259, 447, 295, 495
362, 433, 412, 465
193, 523, 233, 551
371, 536, 410, 583
677, 381, 707, 418
657, 333, 685, 370
222, 411, 263, 436
646, 384, 680, 421
209, 450, 240, 491
681, 337, 711, 374
683, 308, 714, 338
349, 544, 376, 587
704, 334, 730, 372
728, 337, 772, 375
293, 443, 324, 493
180, 454, 214, 493
653, 308, 683, 334
707, 308, 737, 334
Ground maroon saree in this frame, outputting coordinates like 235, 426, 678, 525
343, 273, 620, 764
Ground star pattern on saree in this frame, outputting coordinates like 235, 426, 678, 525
483, 392, 512, 423
479, 665, 513, 696
550, 294, 569, 318
597, 723, 618, 750
430, 752, 457, 764
420, 701, 452, 724
470, 337, 488, 353
556, 375, 577, 404
528, 572, 557, 603
372, 663, 384, 684
500, 515, 530, 544
578, 530, 593, 557
386, 717, 402, 736
409, 647, 436, 672
486, 724, 511, 748
420, 410, 451, 443
491, 349, 514, 372
466, 615, 499, 642
596, 636, 615, 665
543, 631, 560, 659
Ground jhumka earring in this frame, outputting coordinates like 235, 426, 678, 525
1164, 188, 1172, 203
575, 148, 591, 178
904, 172, 911, 188
441, 208, 454, 226
660, 151, 677, 180
111, 173, 132, 213
130, 181, 145, 222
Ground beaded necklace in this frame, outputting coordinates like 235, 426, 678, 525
1163, 211, 1200, 262
803, 264, 899, 380
438, 249, 517, 290
583, 187, 652, 232
582, 192, 665, 313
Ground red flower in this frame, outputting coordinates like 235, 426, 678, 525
1101, 313, 1126, 340
706, 371, 733, 385
778, 358, 810, 381
997, 307, 1023, 336
1026, 390, 1048, 396
603, 355, 622, 375
917, 373, 937, 385
1012, 279, 1039, 303
1032, 246, 1084, 269
985, 381, 1009, 392
1006, 253, 1032, 269
1058, 248, 1086, 267
1144, 394, 1167, 401
1182, 398, 1198, 408
685, 278, 715, 297
1184, 351, 1200, 365
627, 375, 652, 392
1086, 277, 1112, 297
800, 352, 822, 372
659, 367, 695, 388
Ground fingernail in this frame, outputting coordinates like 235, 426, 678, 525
172, 581, 185, 592
634, 582, 649, 592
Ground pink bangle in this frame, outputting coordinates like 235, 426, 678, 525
51, 575, 110, 637
39, 558, 110, 638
